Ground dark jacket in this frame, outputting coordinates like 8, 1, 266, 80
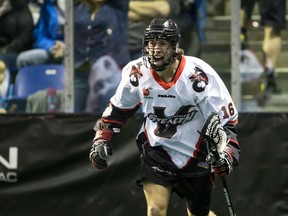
0, 0, 34, 53
73, 0, 130, 67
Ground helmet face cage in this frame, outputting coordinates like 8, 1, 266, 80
142, 18, 181, 71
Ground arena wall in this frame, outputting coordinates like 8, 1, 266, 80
0, 113, 287, 216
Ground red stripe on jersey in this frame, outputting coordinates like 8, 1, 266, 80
102, 118, 124, 125
151, 56, 186, 90
143, 126, 152, 147
229, 138, 239, 146
193, 133, 204, 158
228, 119, 238, 125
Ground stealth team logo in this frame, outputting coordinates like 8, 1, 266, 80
189, 67, 208, 92
129, 62, 143, 86
148, 105, 197, 139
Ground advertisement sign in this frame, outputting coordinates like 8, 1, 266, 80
0, 113, 287, 216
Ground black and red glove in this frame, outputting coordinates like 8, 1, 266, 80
207, 147, 234, 176
89, 129, 114, 169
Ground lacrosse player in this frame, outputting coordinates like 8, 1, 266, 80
89, 18, 240, 216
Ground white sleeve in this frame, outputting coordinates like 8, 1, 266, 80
195, 61, 238, 124
110, 63, 141, 109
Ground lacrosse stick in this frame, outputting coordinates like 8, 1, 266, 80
209, 139, 236, 216
200, 112, 236, 216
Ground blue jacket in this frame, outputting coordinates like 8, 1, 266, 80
33, 0, 64, 51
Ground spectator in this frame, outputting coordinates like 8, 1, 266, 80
240, 0, 285, 96
128, 0, 181, 60
16, 0, 65, 69
0, 60, 10, 113
25, 88, 65, 113
176, 0, 207, 57
0, 0, 34, 78
73, 0, 130, 113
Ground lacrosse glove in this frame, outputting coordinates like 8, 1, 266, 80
207, 147, 234, 176
200, 112, 235, 176
89, 129, 114, 169
200, 112, 228, 153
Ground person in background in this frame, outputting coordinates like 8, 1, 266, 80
240, 0, 286, 96
73, 0, 130, 113
128, 0, 181, 60
0, 60, 9, 113
176, 0, 207, 57
0, 0, 34, 79
89, 18, 240, 216
16, 0, 65, 69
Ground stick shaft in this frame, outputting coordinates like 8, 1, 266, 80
211, 145, 236, 215
220, 176, 236, 216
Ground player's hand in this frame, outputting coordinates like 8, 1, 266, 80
89, 120, 116, 169
200, 112, 228, 153
207, 148, 233, 176
89, 140, 113, 169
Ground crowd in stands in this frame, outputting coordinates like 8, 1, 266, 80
4, 0, 282, 114
0, 0, 134, 113
0, 0, 206, 113
17, 0, 65, 69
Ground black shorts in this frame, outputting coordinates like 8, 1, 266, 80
241, 0, 286, 29
136, 145, 214, 216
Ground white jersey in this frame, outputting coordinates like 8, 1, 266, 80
109, 56, 238, 168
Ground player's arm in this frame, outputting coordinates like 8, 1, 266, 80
89, 102, 141, 169
195, 64, 240, 175
89, 61, 143, 169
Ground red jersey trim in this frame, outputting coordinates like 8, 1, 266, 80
151, 56, 186, 90
229, 138, 239, 146
228, 119, 238, 125
193, 133, 204, 158
102, 118, 124, 125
